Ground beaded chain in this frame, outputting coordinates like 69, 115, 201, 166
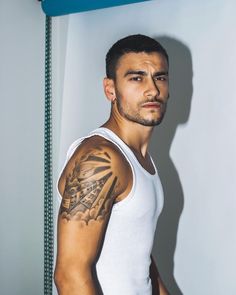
44, 15, 54, 295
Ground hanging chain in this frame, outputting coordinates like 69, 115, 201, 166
44, 15, 54, 295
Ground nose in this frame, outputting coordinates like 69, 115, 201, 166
144, 77, 159, 98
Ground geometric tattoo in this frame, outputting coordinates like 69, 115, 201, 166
60, 148, 118, 224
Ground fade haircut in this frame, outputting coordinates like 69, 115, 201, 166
106, 34, 169, 80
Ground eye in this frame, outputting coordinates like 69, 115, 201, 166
154, 76, 168, 82
130, 76, 142, 81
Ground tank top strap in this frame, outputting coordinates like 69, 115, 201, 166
89, 127, 135, 158
89, 127, 157, 178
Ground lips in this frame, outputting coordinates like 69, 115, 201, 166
141, 102, 161, 109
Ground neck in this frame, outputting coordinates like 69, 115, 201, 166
102, 112, 154, 158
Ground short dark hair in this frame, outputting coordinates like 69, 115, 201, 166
106, 34, 168, 80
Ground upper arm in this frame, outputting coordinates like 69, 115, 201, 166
56, 138, 130, 273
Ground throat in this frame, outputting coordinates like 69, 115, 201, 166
131, 149, 155, 175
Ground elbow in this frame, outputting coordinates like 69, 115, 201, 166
54, 267, 65, 291
54, 266, 76, 292
54, 264, 93, 293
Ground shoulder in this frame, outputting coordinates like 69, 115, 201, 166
58, 135, 132, 199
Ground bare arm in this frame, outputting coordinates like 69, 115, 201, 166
54, 140, 130, 295
150, 255, 170, 295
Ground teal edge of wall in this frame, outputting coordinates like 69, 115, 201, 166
41, 0, 150, 16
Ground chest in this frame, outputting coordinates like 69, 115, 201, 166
117, 170, 163, 223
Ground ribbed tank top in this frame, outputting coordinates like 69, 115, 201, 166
57, 127, 164, 295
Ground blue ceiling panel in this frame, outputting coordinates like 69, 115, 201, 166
41, 0, 150, 16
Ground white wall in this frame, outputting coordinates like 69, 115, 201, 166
54, 0, 236, 294
0, 1, 44, 294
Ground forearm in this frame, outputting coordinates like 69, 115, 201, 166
150, 257, 159, 294
150, 255, 169, 295
55, 268, 97, 295
158, 277, 169, 295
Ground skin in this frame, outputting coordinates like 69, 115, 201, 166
54, 51, 169, 295
103, 52, 169, 159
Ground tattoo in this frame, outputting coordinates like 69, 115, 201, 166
60, 148, 118, 224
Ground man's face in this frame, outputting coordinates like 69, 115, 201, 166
113, 52, 169, 126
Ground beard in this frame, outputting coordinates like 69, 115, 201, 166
116, 96, 167, 127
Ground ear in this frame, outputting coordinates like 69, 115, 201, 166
103, 78, 116, 102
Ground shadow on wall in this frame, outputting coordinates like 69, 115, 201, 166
150, 36, 193, 295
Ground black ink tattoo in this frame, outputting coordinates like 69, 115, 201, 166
60, 149, 118, 224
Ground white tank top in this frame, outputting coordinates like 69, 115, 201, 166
57, 127, 164, 295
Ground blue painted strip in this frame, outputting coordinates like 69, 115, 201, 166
41, 0, 150, 16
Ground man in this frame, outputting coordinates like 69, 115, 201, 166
54, 34, 170, 295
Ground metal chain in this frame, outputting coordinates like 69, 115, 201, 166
44, 15, 54, 295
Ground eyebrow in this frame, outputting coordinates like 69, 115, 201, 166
124, 70, 168, 77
